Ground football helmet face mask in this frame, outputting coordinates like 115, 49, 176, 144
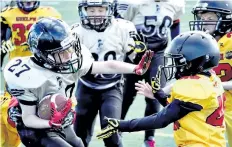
28, 17, 83, 74
161, 31, 220, 81
78, 0, 114, 32
189, 0, 232, 37
17, 0, 40, 12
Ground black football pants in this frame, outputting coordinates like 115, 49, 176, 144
17, 124, 84, 147
74, 81, 123, 147
121, 51, 167, 140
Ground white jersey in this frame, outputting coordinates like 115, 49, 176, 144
71, 18, 136, 89
4, 45, 93, 103
117, 0, 185, 51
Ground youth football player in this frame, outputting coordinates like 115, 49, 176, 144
0, 1, 61, 146
96, 31, 226, 147
116, 0, 185, 145
72, 0, 147, 146
189, 0, 232, 146
4, 17, 153, 146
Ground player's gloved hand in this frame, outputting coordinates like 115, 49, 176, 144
134, 50, 154, 75
7, 97, 21, 128
129, 32, 147, 53
151, 65, 162, 93
97, 116, 120, 139
1, 39, 15, 54
128, 32, 147, 63
62, 109, 76, 128
49, 99, 72, 128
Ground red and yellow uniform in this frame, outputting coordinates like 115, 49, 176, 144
117, 73, 226, 147
213, 32, 232, 146
0, 6, 61, 59
0, 6, 61, 147
168, 74, 226, 147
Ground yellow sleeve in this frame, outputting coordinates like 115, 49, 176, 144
168, 78, 217, 109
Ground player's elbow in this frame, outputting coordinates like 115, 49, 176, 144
22, 114, 33, 128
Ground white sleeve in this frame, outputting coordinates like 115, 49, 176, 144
75, 44, 94, 78
7, 84, 38, 103
172, 0, 185, 20
118, 4, 137, 21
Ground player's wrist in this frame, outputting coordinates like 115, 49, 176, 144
48, 120, 61, 128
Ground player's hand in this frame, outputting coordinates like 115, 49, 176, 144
135, 81, 154, 99
62, 109, 76, 128
49, 99, 72, 128
129, 32, 147, 53
134, 50, 154, 75
128, 32, 147, 63
96, 116, 119, 139
151, 65, 162, 93
1, 39, 15, 54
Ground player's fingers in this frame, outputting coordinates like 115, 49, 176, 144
145, 82, 152, 90
135, 86, 144, 92
137, 80, 146, 86
135, 82, 145, 88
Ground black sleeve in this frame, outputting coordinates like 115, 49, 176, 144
1, 18, 11, 41
118, 99, 203, 132
1, 20, 12, 67
153, 89, 170, 107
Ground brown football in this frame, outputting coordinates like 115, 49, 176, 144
37, 93, 68, 120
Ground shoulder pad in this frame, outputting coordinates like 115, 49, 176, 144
113, 18, 135, 30
4, 57, 48, 89
1, 6, 15, 13
172, 78, 215, 101
1, 6, 11, 13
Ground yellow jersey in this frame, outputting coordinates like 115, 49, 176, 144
0, 6, 61, 59
213, 32, 232, 109
168, 74, 226, 147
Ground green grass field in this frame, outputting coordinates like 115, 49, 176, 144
0, 1, 229, 146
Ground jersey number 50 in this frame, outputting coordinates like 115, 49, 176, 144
141, 16, 172, 37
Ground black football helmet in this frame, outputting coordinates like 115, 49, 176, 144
28, 17, 83, 74
162, 31, 220, 80
189, 0, 232, 37
78, 0, 114, 32
16, 0, 40, 12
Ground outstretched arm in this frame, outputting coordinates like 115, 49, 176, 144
91, 50, 153, 75
97, 99, 202, 139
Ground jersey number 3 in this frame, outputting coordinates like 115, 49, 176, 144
206, 94, 226, 127
8, 59, 31, 77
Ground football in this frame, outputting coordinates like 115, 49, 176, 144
37, 93, 69, 120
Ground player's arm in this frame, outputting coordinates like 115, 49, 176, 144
117, 99, 202, 132
7, 87, 52, 129
7, 86, 71, 129
136, 81, 171, 107
170, 19, 180, 40
91, 50, 153, 75
97, 99, 202, 139
1, 16, 13, 66
19, 102, 51, 129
